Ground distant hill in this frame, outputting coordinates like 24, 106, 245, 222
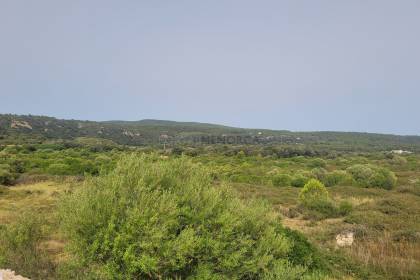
104, 119, 236, 129
1, 114, 419, 152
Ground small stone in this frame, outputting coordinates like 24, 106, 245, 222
336, 230, 354, 247
0, 269, 31, 280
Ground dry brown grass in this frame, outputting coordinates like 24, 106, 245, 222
335, 196, 375, 207
233, 181, 420, 279
0, 181, 65, 224
347, 232, 420, 278
0, 180, 75, 279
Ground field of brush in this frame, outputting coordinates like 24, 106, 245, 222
0, 143, 419, 279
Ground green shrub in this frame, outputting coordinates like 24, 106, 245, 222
171, 146, 184, 155
281, 227, 325, 270
0, 163, 11, 170
10, 160, 25, 173
298, 180, 353, 219
229, 173, 261, 184
0, 169, 16, 185
47, 163, 71, 175
338, 201, 353, 216
369, 168, 397, 190
301, 199, 338, 220
272, 174, 292, 187
311, 168, 327, 182
0, 213, 53, 278
323, 170, 348, 187
308, 158, 327, 168
346, 164, 374, 186
291, 174, 309, 188
347, 164, 397, 189
391, 155, 408, 165
299, 179, 329, 206
95, 154, 112, 162
298, 180, 338, 219
59, 154, 324, 279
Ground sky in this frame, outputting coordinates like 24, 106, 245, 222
1, 1, 419, 135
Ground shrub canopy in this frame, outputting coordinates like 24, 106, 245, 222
323, 170, 348, 187
347, 164, 397, 189
299, 179, 329, 207
291, 174, 309, 188
272, 174, 291, 187
60, 154, 324, 279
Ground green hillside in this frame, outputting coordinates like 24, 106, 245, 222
1, 114, 420, 152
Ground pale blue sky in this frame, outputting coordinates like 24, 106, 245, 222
1, 1, 419, 135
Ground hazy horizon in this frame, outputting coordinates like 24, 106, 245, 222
1, 1, 419, 135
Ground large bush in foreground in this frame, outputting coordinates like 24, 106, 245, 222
60, 154, 324, 279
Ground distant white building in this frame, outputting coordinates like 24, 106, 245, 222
391, 150, 413, 155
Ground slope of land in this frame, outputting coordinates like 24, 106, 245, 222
1, 114, 420, 152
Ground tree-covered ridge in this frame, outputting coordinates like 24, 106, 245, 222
1, 113, 420, 151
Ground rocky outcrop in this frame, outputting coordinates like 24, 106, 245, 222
10, 120, 32, 130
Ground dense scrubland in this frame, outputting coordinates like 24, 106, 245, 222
2, 114, 420, 152
1, 116, 420, 279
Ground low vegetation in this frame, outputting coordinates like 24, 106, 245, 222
0, 213, 53, 279
59, 155, 325, 279
347, 164, 397, 189
0, 134, 418, 279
